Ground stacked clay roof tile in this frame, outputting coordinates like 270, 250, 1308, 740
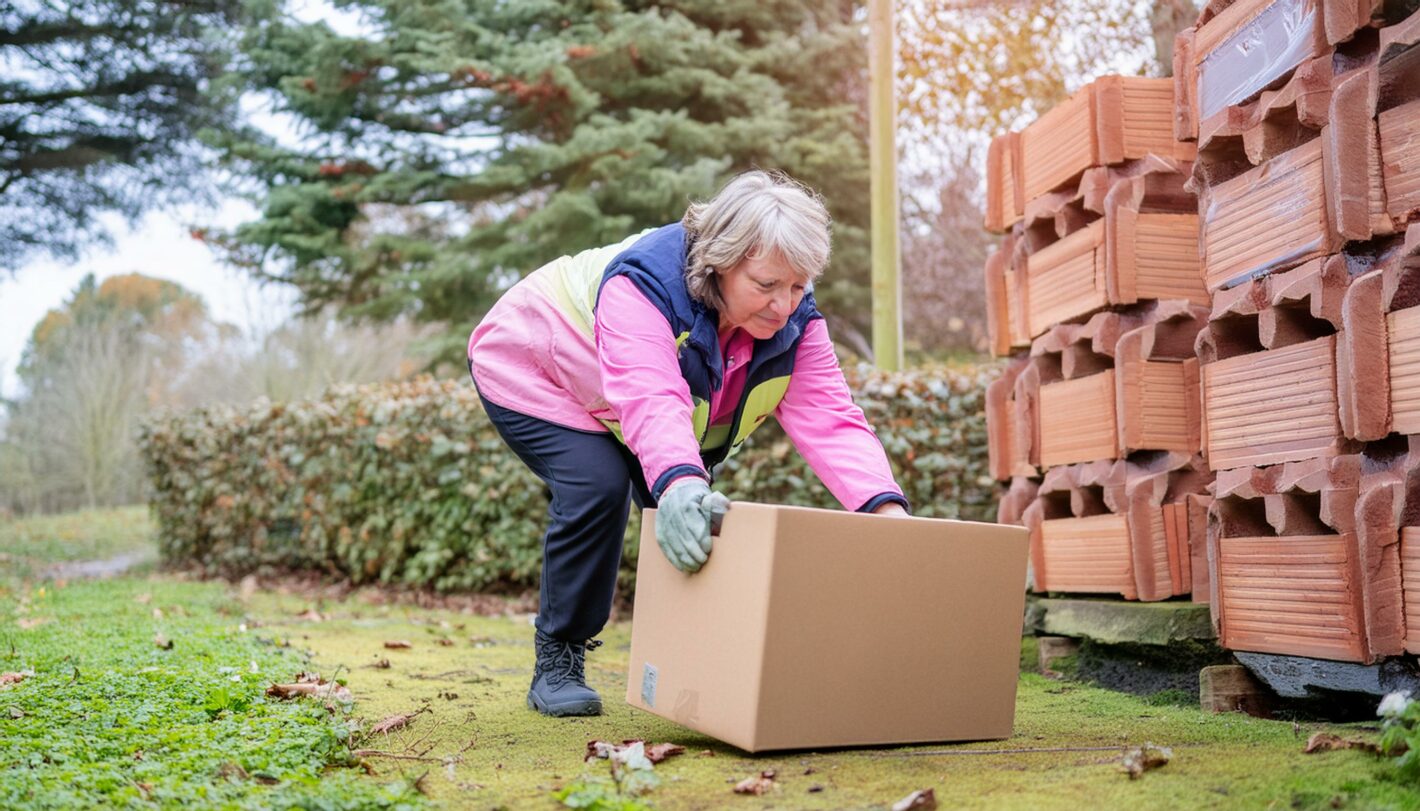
983, 76, 1212, 603
988, 0, 1420, 668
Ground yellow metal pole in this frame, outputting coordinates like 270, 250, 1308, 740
868, 0, 903, 371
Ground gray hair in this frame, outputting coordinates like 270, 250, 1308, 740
681, 170, 832, 312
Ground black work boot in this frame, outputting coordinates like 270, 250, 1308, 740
527, 629, 603, 717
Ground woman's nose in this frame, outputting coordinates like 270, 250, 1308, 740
771, 289, 791, 315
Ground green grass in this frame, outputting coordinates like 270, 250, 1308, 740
0, 506, 157, 583
6, 507, 1420, 810
0, 577, 426, 810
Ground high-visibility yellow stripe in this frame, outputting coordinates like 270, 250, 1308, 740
732, 375, 791, 447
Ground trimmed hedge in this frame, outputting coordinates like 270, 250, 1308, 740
140, 362, 998, 593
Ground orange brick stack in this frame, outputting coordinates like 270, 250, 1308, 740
983, 75, 1212, 602
1181, 0, 1420, 664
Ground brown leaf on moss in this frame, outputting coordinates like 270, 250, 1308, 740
644, 742, 685, 763
584, 739, 684, 764
384, 640, 413, 650
892, 788, 937, 810
1304, 732, 1380, 754
436, 638, 454, 647
266, 675, 353, 705
154, 634, 173, 650
1120, 743, 1172, 779
0, 672, 28, 686
734, 770, 777, 795
370, 713, 414, 734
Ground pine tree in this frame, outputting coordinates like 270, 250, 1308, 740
207, 0, 873, 358
0, 0, 244, 272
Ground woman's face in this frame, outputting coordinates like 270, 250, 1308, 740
716, 251, 809, 340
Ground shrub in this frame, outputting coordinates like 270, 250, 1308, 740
140, 362, 998, 594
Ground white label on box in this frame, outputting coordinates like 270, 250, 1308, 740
641, 663, 658, 707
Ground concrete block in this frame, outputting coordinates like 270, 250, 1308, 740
1235, 650, 1420, 698
1033, 596, 1216, 645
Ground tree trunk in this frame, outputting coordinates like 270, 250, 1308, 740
1151, 0, 1201, 76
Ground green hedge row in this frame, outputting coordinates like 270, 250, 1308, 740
139, 362, 998, 594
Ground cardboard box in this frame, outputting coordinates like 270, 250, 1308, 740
625, 502, 1030, 752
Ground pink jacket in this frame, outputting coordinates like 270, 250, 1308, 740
468, 258, 905, 512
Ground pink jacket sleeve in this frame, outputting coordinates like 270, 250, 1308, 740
775, 318, 909, 513
595, 276, 708, 497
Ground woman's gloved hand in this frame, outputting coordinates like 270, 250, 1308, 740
656, 478, 728, 573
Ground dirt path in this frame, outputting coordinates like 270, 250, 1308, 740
41, 550, 156, 580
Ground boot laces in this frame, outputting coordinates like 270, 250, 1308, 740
536, 633, 603, 687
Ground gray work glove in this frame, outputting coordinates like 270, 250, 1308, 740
656, 478, 730, 573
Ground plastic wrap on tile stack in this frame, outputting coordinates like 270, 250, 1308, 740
983, 74, 1211, 603
1177, 0, 1420, 663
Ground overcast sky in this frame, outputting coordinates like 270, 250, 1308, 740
0, 202, 300, 398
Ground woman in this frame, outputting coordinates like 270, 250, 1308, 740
467, 170, 909, 718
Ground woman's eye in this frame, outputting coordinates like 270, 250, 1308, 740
759, 282, 775, 291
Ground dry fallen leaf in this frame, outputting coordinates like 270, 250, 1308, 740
1304, 731, 1381, 754
1121, 743, 1172, 779
383, 640, 413, 650
154, 634, 173, 650
0, 672, 28, 686
368, 659, 391, 670
294, 609, 325, 622
266, 675, 353, 705
370, 713, 414, 735
733, 770, 777, 795
584, 739, 685, 765
16, 618, 44, 630
892, 788, 937, 811
436, 638, 454, 647
644, 742, 686, 763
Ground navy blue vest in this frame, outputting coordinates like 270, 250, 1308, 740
596, 223, 821, 490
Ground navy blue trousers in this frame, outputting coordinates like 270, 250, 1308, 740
477, 390, 655, 642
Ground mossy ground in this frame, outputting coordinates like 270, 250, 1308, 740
2, 511, 1420, 806
253, 596, 1420, 811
